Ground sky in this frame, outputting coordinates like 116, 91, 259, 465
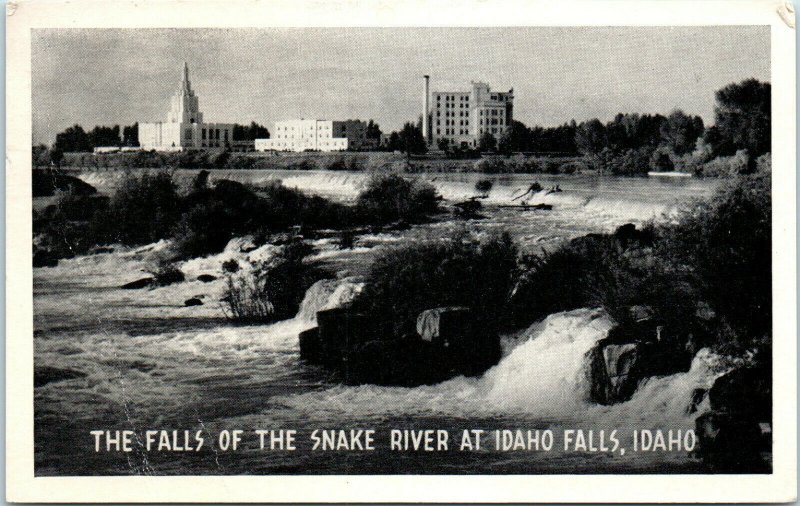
31, 26, 770, 145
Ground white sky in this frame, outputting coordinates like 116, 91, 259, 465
32, 26, 770, 145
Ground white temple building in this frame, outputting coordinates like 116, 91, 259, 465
139, 63, 234, 151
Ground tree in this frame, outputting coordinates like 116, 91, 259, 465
500, 120, 531, 153
233, 122, 270, 141
399, 122, 426, 155
122, 123, 139, 147
660, 110, 704, 155
478, 131, 497, 152
387, 131, 401, 151
649, 147, 675, 172
574, 119, 607, 155
32, 144, 49, 167
437, 137, 451, 152
49, 147, 64, 168
88, 125, 121, 147
54, 124, 92, 152
366, 120, 382, 141
710, 79, 771, 157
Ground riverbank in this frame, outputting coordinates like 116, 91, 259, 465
39, 150, 597, 175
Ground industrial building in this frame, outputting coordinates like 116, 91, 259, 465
139, 63, 234, 151
255, 119, 372, 152
422, 76, 514, 149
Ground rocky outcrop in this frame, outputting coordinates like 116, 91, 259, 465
694, 366, 772, 472
585, 316, 693, 404
299, 306, 501, 386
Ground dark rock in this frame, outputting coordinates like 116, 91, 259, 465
302, 305, 501, 387
585, 327, 693, 405
614, 223, 654, 248
416, 306, 472, 346
453, 199, 482, 218
687, 388, 707, 414
121, 277, 155, 290
90, 246, 115, 255
709, 367, 771, 422
298, 327, 322, 364
197, 274, 217, 283
184, 297, 203, 307
35, 366, 86, 387
222, 259, 240, 273
695, 412, 770, 473
316, 308, 374, 367
33, 248, 59, 268
603, 343, 641, 401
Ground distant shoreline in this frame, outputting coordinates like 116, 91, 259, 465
34, 150, 674, 176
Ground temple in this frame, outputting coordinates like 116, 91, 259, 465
139, 63, 234, 151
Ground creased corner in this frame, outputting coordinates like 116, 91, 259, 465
778, 1, 795, 29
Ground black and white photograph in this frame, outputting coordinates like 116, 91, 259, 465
6, 0, 797, 502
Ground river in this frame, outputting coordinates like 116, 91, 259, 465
34, 169, 726, 475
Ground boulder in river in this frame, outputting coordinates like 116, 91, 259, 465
695, 411, 770, 473
34, 366, 86, 387
585, 320, 693, 405
302, 305, 501, 386
694, 365, 771, 472
121, 277, 155, 290
299, 327, 323, 365
197, 274, 217, 283
416, 306, 472, 346
316, 308, 374, 368
184, 297, 204, 307
708, 367, 772, 421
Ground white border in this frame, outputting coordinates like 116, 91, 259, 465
6, 0, 796, 502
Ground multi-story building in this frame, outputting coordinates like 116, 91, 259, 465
427, 81, 514, 150
139, 63, 234, 151
255, 119, 370, 152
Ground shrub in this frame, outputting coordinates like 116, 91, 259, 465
473, 157, 508, 174
474, 179, 493, 196
221, 240, 325, 323
698, 149, 751, 177
173, 179, 265, 259
146, 257, 185, 286
355, 173, 440, 225
658, 172, 771, 347
91, 170, 181, 246
599, 147, 655, 175
353, 231, 518, 338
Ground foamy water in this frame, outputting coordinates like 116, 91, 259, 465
34, 170, 720, 475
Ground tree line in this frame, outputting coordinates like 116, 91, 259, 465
47, 121, 272, 152
384, 78, 770, 164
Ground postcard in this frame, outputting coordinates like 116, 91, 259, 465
6, 0, 796, 502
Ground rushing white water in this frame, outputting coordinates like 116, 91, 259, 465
34, 170, 723, 474
275, 306, 728, 427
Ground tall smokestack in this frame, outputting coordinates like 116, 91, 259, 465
422, 75, 430, 142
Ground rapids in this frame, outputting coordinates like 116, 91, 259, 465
34, 169, 721, 475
